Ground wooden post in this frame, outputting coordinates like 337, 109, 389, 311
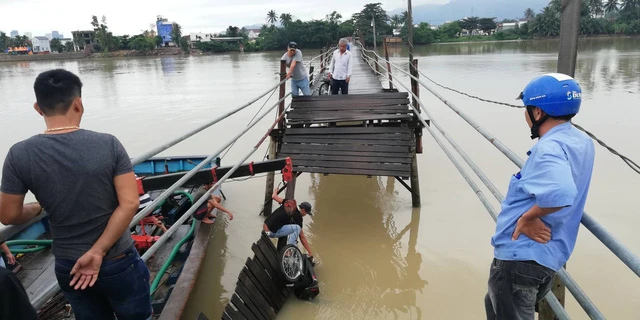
410, 59, 423, 154
407, 0, 415, 65
372, 13, 377, 51
384, 39, 394, 90
539, 0, 580, 316
285, 172, 297, 200
410, 151, 421, 208
374, 54, 380, 73
557, 0, 581, 77
320, 49, 324, 69
263, 60, 288, 216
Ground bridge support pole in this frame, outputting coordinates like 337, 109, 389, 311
263, 60, 287, 216
410, 150, 421, 208
384, 39, 394, 90
539, 0, 580, 317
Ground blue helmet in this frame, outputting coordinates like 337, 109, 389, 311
518, 73, 582, 116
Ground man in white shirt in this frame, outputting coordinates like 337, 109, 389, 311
327, 38, 353, 95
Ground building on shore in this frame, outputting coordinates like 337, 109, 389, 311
10, 30, 19, 38
156, 16, 175, 47
32, 36, 51, 53
188, 33, 244, 48
71, 30, 96, 52
24, 32, 33, 39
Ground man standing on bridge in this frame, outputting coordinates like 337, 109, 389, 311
263, 188, 313, 260
327, 38, 353, 95
0, 69, 152, 319
282, 41, 311, 97
485, 74, 594, 320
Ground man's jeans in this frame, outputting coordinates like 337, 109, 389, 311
54, 246, 152, 320
330, 79, 349, 95
485, 258, 555, 320
269, 224, 301, 245
291, 77, 311, 96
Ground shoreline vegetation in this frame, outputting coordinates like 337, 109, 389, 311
2, 0, 639, 63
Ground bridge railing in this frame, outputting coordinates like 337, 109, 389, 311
356, 42, 639, 320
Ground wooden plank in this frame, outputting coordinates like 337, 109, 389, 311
288, 111, 411, 118
293, 93, 408, 101
245, 258, 287, 309
285, 126, 409, 135
281, 154, 413, 164
281, 143, 410, 154
288, 114, 412, 123
241, 268, 280, 312
222, 311, 233, 320
223, 305, 247, 320
251, 244, 288, 297
291, 101, 409, 109
234, 283, 269, 320
294, 160, 409, 172
278, 149, 412, 158
283, 137, 412, 147
283, 133, 410, 141
237, 277, 276, 320
231, 294, 259, 320
293, 166, 411, 178
255, 238, 282, 280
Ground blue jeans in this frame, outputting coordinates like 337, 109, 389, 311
291, 77, 311, 96
54, 247, 152, 320
485, 258, 555, 320
269, 224, 301, 245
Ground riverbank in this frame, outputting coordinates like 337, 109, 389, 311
0, 47, 187, 63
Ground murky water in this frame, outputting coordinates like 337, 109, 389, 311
1, 37, 639, 319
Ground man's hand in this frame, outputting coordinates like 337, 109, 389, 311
6, 253, 15, 265
512, 216, 551, 244
327, 73, 332, 80
346, 76, 350, 83
285, 73, 291, 80
69, 249, 104, 290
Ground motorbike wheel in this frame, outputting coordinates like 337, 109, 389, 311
279, 244, 304, 283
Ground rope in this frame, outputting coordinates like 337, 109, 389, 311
357, 42, 640, 176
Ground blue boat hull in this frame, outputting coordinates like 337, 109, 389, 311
133, 156, 220, 176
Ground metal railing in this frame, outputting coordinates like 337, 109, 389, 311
356, 43, 638, 319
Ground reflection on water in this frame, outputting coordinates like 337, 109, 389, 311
277, 174, 426, 320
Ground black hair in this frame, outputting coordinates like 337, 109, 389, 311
33, 69, 83, 116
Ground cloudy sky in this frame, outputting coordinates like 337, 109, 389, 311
0, 0, 448, 38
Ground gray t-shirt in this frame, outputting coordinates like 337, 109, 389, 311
1, 129, 134, 260
281, 49, 309, 81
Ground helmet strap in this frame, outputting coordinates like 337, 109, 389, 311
527, 106, 549, 140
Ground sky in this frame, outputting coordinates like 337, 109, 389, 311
0, 0, 448, 38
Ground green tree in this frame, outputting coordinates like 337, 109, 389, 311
588, 0, 604, 16
479, 17, 498, 34
352, 3, 392, 45
179, 37, 190, 53
225, 26, 240, 37
50, 38, 64, 53
91, 15, 115, 52
390, 14, 403, 28
605, 0, 619, 14
0, 32, 9, 50
459, 16, 481, 34
155, 36, 163, 47
326, 11, 342, 24
280, 13, 293, 26
171, 22, 182, 46
130, 36, 156, 51
64, 41, 75, 52
438, 21, 462, 38
267, 10, 277, 25
524, 8, 536, 19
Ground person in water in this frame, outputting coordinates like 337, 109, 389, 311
485, 73, 594, 320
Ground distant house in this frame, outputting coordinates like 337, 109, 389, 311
32, 36, 51, 53
497, 20, 528, 32
246, 29, 261, 40
71, 30, 96, 51
189, 33, 244, 48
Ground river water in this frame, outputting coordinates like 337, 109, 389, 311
0, 37, 638, 319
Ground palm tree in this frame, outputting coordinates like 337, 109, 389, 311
390, 14, 402, 28
605, 0, 619, 14
588, 0, 604, 16
279, 13, 292, 26
524, 8, 536, 20
401, 11, 409, 25
267, 10, 277, 25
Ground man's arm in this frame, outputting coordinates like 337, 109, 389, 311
272, 187, 283, 204
0, 194, 42, 225
286, 60, 297, 79
346, 52, 353, 82
299, 229, 313, 257
90, 172, 140, 256
328, 51, 335, 77
263, 223, 270, 232
512, 204, 562, 243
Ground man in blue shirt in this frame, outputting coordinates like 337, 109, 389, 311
485, 74, 595, 320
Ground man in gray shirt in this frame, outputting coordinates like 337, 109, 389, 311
0, 69, 151, 319
281, 41, 311, 97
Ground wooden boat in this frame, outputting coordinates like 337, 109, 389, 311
0, 156, 292, 320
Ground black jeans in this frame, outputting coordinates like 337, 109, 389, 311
485, 258, 556, 320
330, 79, 349, 95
